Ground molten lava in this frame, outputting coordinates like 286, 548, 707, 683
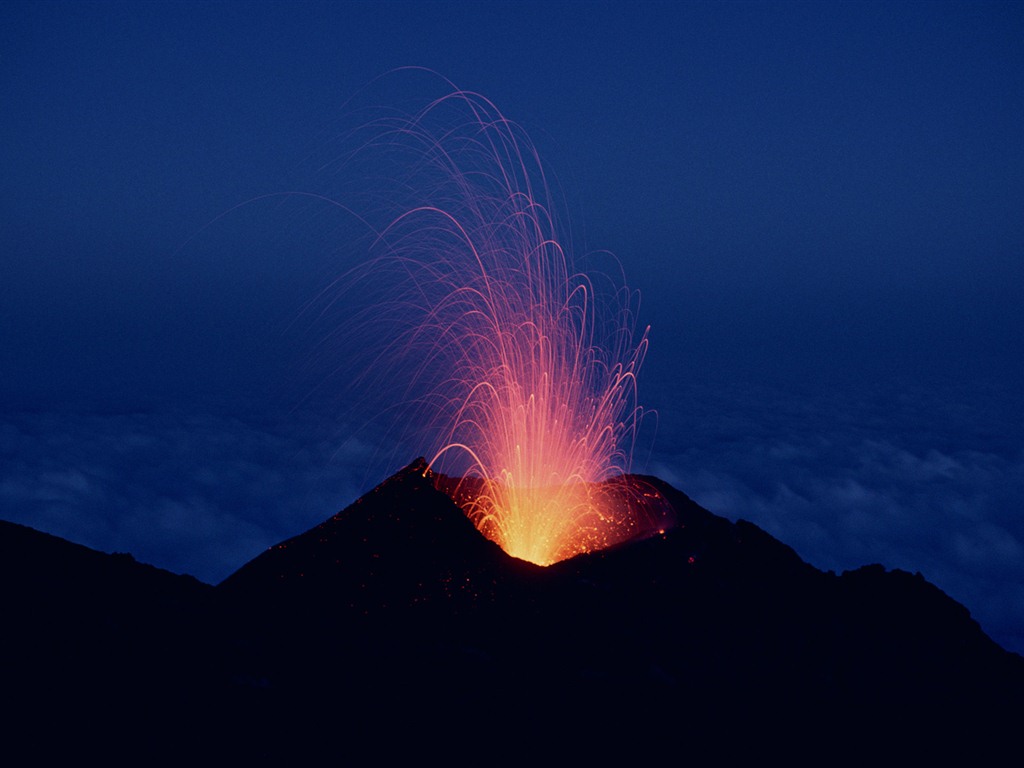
436, 473, 674, 566
322, 74, 662, 566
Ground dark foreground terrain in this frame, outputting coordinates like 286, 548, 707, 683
3, 459, 1021, 761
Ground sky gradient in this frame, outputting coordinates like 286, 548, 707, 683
2, 1, 1022, 652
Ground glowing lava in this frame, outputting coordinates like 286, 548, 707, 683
326, 76, 667, 565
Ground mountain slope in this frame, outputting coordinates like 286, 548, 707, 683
211, 461, 1023, 758
2, 460, 1021, 759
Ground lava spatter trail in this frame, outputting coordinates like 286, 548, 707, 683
311, 73, 670, 565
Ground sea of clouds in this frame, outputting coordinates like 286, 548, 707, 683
647, 377, 1024, 655
1, 377, 1021, 654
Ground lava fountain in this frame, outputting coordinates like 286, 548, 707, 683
316, 76, 671, 565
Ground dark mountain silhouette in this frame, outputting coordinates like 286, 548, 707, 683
3, 459, 1021, 760
0, 519, 217, 757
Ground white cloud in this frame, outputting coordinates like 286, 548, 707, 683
0, 405, 380, 584
1, 377, 1020, 654
647, 378, 1024, 653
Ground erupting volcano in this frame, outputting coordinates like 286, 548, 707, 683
320, 76, 670, 565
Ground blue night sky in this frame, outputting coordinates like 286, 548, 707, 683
2, 1, 1023, 653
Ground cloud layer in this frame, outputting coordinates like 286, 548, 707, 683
0, 405, 381, 584
646, 376, 1024, 655
2, 377, 1021, 654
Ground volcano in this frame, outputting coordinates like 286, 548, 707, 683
3, 460, 1022, 761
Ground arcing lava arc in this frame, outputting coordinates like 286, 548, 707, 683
318, 75, 670, 565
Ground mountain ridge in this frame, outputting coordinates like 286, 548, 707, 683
3, 459, 1021, 759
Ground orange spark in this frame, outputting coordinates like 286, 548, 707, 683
323, 76, 667, 565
